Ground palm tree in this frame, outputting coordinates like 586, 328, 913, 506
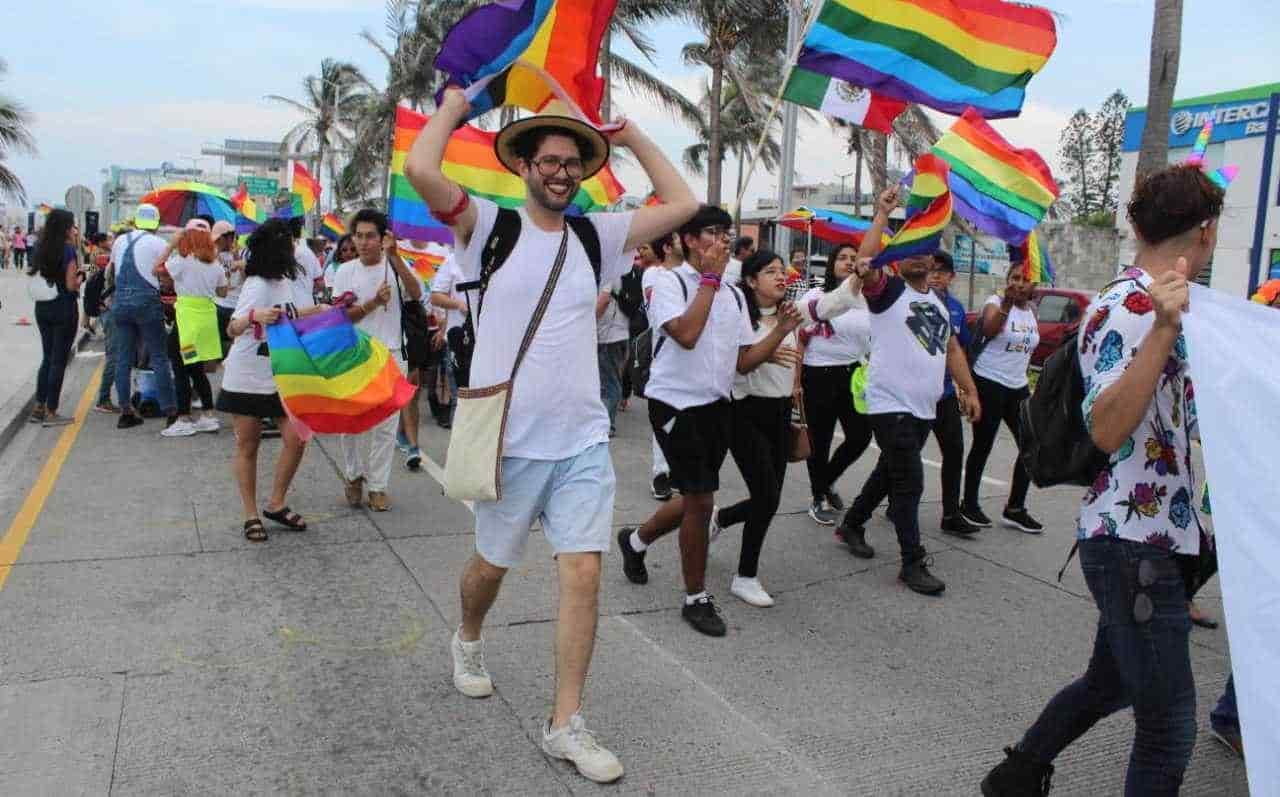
0, 59, 36, 204
838, 104, 941, 202
1135, 0, 1183, 182
601, 0, 703, 130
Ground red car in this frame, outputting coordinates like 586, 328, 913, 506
964, 287, 1093, 368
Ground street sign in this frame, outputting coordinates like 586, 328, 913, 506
239, 176, 278, 196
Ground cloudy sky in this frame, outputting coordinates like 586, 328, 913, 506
3, 0, 1277, 216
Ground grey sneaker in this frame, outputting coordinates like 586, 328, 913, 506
542, 713, 624, 783
450, 629, 493, 698
808, 498, 839, 526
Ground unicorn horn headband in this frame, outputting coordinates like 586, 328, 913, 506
1184, 115, 1238, 190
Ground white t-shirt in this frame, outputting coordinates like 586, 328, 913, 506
733, 315, 797, 399
215, 250, 245, 309
973, 295, 1040, 389
221, 276, 295, 395
596, 278, 631, 345
430, 256, 473, 331
165, 254, 228, 299
110, 230, 168, 290
291, 240, 323, 307
332, 258, 401, 351
459, 197, 633, 460
799, 286, 871, 366
864, 276, 951, 420
723, 257, 742, 286
645, 263, 753, 410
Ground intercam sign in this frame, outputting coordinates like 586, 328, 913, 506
1123, 83, 1280, 151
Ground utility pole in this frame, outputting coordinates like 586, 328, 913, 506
837, 171, 854, 204
775, 0, 802, 256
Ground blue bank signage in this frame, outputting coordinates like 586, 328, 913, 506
1123, 93, 1279, 152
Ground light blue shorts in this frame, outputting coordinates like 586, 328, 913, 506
474, 443, 616, 569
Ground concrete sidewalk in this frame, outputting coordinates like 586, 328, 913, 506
0, 350, 1247, 795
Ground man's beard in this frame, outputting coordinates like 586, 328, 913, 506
526, 176, 578, 212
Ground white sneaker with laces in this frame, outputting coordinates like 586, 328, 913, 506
450, 630, 493, 698
160, 419, 198, 438
194, 415, 221, 433
542, 713, 624, 783
730, 575, 775, 607
709, 504, 722, 544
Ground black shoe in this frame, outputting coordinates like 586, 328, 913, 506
681, 595, 726, 637
808, 498, 838, 526
260, 417, 281, 439
835, 523, 874, 559
437, 417, 452, 429
650, 473, 673, 501
1002, 507, 1044, 534
117, 413, 143, 430
980, 746, 1054, 796
960, 504, 992, 528
405, 449, 422, 472
899, 552, 945, 595
617, 528, 648, 585
941, 514, 980, 536
825, 490, 845, 512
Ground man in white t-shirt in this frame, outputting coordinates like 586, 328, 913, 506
289, 218, 324, 308
330, 209, 422, 512
639, 233, 681, 499
595, 259, 632, 434
406, 88, 698, 784
722, 235, 754, 286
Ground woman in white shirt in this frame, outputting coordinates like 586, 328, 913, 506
961, 264, 1042, 533
712, 251, 804, 608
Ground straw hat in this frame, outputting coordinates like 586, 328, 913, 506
494, 115, 609, 179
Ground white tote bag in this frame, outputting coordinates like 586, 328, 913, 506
28, 273, 59, 303
444, 228, 569, 502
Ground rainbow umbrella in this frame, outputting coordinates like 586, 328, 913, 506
138, 181, 236, 227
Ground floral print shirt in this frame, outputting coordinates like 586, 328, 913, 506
1076, 268, 1205, 554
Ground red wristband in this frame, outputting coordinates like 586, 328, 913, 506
432, 190, 470, 226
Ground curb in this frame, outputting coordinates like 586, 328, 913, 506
0, 328, 94, 455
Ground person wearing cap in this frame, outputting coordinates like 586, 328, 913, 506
406, 87, 697, 785
109, 203, 180, 431
209, 220, 244, 358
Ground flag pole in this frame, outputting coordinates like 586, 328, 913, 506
967, 236, 977, 309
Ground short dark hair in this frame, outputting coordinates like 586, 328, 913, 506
245, 219, 300, 282
932, 250, 955, 272
288, 217, 305, 239
350, 208, 388, 237
511, 126, 597, 166
1127, 164, 1225, 246
791, 248, 806, 258
649, 232, 675, 260
677, 205, 733, 243
732, 236, 754, 257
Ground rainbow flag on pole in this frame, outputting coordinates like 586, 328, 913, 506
872, 154, 952, 266
795, 0, 1057, 119
230, 184, 268, 233
1014, 229, 1054, 285
291, 162, 321, 214
777, 207, 880, 246
320, 212, 346, 241
397, 242, 446, 283
267, 307, 416, 435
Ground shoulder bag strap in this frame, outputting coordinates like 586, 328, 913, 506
508, 226, 570, 382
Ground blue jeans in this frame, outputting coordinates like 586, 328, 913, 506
35, 296, 79, 414
1017, 537, 1196, 796
112, 297, 176, 416
97, 307, 117, 404
1211, 675, 1237, 732
597, 340, 627, 429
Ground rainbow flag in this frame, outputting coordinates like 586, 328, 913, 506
795, 0, 1057, 119
320, 212, 346, 241
267, 307, 416, 435
389, 106, 626, 243
872, 154, 952, 266
397, 242, 446, 283
778, 207, 880, 246
932, 108, 1058, 244
230, 184, 268, 233
292, 162, 321, 214
434, 0, 617, 124
1014, 229, 1053, 284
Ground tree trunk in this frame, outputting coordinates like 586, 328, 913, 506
707, 60, 725, 206
1135, 0, 1183, 182
734, 151, 745, 231
601, 30, 613, 122
315, 136, 326, 235
853, 143, 863, 215
866, 130, 888, 198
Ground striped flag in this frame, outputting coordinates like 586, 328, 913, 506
872, 154, 952, 266
782, 69, 906, 134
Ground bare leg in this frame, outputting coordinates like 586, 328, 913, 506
636, 495, 685, 545
401, 369, 421, 448
231, 416, 262, 520
551, 552, 601, 729
266, 416, 307, 512
677, 493, 714, 594
459, 553, 507, 641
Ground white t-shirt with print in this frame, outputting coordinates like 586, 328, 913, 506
799, 286, 871, 366
596, 277, 631, 345
459, 197, 633, 460
291, 240, 323, 308
166, 254, 228, 298
221, 276, 295, 395
864, 276, 951, 420
332, 258, 401, 351
110, 230, 168, 290
973, 295, 1040, 389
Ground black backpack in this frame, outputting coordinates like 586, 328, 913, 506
615, 266, 646, 326
83, 269, 107, 318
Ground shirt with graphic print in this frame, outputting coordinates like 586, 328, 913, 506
863, 275, 951, 420
1076, 267, 1204, 554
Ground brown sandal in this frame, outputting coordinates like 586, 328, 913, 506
243, 518, 268, 542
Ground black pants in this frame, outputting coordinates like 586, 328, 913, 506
845, 412, 931, 557
931, 394, 965, 517
802, 363, 872, 500
167, 325, 213, 416
719, 396, 791, 578
964, 374, 1031, 510
35, 296, 78, 414
216, 304, 234, 359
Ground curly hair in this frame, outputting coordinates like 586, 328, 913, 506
1127, 164, 1225, 246
177, 228, 216, 263
245, 219, 299, 281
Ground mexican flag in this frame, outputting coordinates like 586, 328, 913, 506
782, 66, 907, 134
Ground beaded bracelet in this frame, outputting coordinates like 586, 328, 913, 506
699, 272, 721, 289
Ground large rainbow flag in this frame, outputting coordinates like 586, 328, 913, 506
795, 0, 1057, 119
433, 0, 617, 124
388, 106, 626, 243
267, 307, 416, 435
932, 107, 1058, 244
872, 154, 952, 266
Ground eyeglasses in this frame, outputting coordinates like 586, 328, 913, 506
530, 156, 585, 178
700, 226, 731, 240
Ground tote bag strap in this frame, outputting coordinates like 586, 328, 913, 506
508, 226, 570, 382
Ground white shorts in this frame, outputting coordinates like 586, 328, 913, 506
474, 443, 616, 568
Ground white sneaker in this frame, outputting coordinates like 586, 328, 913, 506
730, 575, 775, 608
542, 713, 624, 783
160, 419, 198, 438
709, 504, 722, 544
450, 630, 493, 698
194, 415, 221, 433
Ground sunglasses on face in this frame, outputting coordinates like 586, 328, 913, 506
529, 156, 585, 178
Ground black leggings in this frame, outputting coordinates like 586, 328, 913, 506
718, 396, 791, 578
802, 363, 873, 500
931, 394, 965, 517
167, 325, 213, 416
963, 374, 1031, 510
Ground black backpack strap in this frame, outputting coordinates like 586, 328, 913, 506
565, 215, 602, 287
651, 271, 690, 360
473, 208, 522, 319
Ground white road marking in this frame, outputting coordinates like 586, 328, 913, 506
834, 434, 1011, 488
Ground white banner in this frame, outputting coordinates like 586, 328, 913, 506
1185, 284, 1280, 795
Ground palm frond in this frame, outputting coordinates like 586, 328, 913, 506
607, 53, 704, 132
0, 163, 27, 204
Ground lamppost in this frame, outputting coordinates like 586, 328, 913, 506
836, 171, 854, 205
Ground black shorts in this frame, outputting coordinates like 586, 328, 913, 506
649, 398, 732, 495
216, 389, 286, 419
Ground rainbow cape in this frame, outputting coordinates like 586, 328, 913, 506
433, 0, 617, 124
932, 107, 1058, 244
267, 307, 416, 435
291, 162, 321, 214
795, 0, 1057, 119
320, 212, 346, 241
1013, 229, 1053, 284
872, 154, 952, 266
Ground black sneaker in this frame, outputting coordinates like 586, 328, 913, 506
681, 595, 726, 637
980, 746, 1054, 796
650, 473, 673, 501
835, 523, 874, 559
960, 504, 992, 528
808, 498, 838, 526
616, 528, 648, 585
941, 514, 980, 536
825, 490, 845, 512
405, 448, 423, 472
1002, 507, 1044, 534
899, 552, 945, 595
117, 413, 143, 430
260, 417, 281, 439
